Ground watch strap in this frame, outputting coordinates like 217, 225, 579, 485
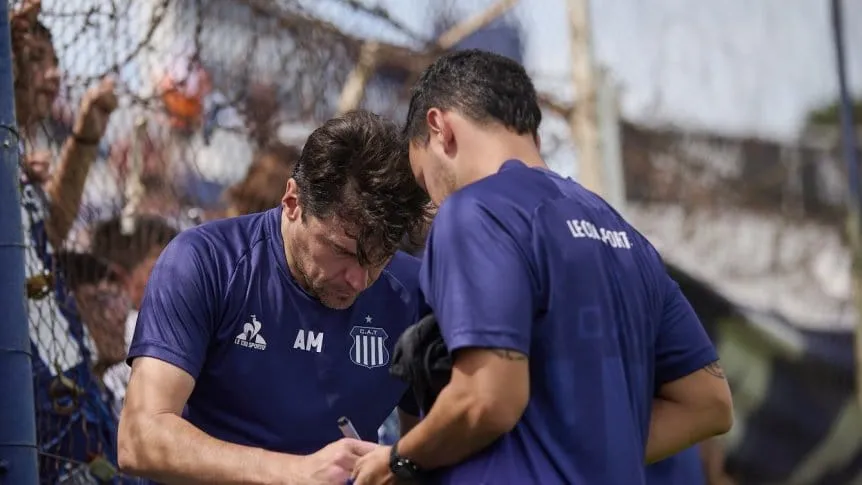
390, 442, 424, 481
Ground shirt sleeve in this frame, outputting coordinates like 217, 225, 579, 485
127, 232, 220, 380
420, 195, 535, 355
654, 275, 719, 387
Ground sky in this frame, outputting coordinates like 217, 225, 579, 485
37, 0, 862, 182
312, 0, 862, 142
42, 0, 862, 143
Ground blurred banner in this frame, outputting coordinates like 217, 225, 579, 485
672, 265, 859, 485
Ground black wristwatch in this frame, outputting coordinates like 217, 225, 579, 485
390, 442, 425, 482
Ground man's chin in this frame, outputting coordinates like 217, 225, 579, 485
319, 292, 358, 310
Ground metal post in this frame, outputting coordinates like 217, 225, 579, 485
567, 0, 603, 196
830, 0, 862, 406
596, 68, 625, 213
0, 0, 39, 483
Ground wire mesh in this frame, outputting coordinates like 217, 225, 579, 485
8, 0, 858, 484
7, 0, 402, 482
10, 0, 518, 480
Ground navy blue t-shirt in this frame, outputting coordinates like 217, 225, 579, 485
420, 160, 718, 485
128, 207, 421, 456
647, 446, 706, 485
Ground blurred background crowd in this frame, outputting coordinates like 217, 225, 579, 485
7, 0, 862, 483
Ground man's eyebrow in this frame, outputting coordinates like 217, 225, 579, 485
327, 237, 356, 256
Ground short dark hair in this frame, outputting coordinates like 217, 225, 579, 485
90, 216, 179, 272
404, 49, 542, 143
293, 110, 430, 266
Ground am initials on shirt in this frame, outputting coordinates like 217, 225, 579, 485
293, 329, 324, 353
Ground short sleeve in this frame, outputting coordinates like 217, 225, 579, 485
127, 232, 219, 380
655, 276, 718, 386
420, 195, 535, 355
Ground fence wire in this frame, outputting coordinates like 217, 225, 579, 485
7, 0, 440, 481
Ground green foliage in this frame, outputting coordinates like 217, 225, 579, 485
807, 100, 862, 126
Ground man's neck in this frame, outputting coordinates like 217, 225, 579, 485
457, 138, 546, 189
280, 212, 311, 293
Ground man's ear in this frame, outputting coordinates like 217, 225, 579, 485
428, 108, 458, 158
282, 178, 301, 221
426, 108, 448, 144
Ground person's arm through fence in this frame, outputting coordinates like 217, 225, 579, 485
44, 77, 116, 248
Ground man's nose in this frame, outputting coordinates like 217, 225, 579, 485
344, 263, 369, 292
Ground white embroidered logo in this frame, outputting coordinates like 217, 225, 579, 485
235, 315, 267, 351
349, 316, 389, 369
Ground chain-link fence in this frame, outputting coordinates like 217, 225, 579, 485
10, 0, 860, 483
10, 0, 528, 482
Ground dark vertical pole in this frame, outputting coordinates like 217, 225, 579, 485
831, 0, 861, 209
0, 0, 39, 483
831, 0, 862, 406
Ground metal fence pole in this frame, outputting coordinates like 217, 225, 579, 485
830, 0, 862, 407
0, 0, 39, 483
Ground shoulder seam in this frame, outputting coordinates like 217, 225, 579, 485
223, 233, 269, 309
379, 253, 418, 297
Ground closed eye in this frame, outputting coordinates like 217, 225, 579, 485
331, 242, 356, 259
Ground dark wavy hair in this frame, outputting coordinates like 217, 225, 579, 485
293, 110, 431, 266
90, 216, 179, 272
404, 49, 542, 144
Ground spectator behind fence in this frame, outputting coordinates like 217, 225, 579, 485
223, 140, 301, 216
87, 216, 180, 410
11, 1, 126, 482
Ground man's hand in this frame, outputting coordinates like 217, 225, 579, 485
73, 77, 118, 142
298, 438, 379, 485
351, 445, 393, 485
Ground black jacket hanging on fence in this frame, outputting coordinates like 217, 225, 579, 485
390, 313, 452, 416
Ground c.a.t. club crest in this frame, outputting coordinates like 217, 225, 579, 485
349, 324, 389, 369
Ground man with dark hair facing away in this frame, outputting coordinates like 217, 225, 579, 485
117, 110, 432, 485
352, 49, 733, 485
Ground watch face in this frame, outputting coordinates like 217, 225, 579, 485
390, 445, 423, 480
391, 459, 411, 479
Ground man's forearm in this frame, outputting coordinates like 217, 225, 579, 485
645, 398, 725, 464
45, 139, 98, 246
119, 412, 302, 485
396, 383, 505, 470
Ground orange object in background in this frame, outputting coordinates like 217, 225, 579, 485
158, 62, 211, 132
